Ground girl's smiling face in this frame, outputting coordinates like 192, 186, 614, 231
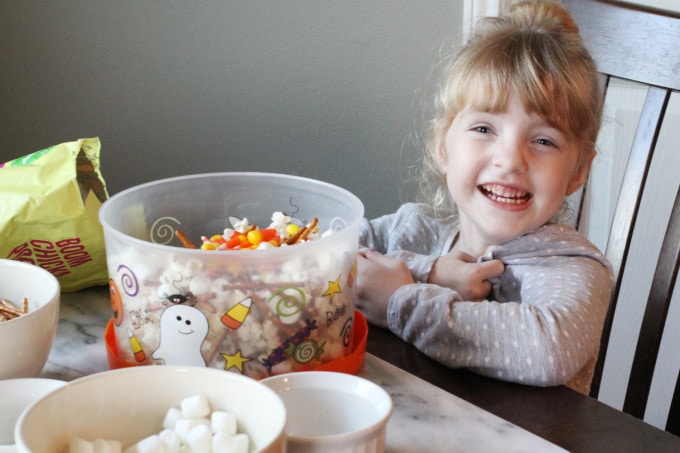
440, 93, 592, 256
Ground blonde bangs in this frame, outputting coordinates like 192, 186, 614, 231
440, 30, 601, 154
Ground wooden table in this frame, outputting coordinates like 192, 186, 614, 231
366, 324, 680, 452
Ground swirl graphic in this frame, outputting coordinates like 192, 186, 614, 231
150, 216, 181, 244
268, 287, 306, 319
288, 196, 300, 216
293, 339, 318, 364
117, 264, 139, 297
329, 217, 347, 231
341, 317, 353, 347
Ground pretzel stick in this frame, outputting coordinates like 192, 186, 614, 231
250, 295, 297, 337
0, 298, 29, 322
221, 281, 307, 292
297, 217, 318, 243
204, 327, 232, 364
285, 218, 319, 245
175, 229, 197, 249
0, 299, 24, 317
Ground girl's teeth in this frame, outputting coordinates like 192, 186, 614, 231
480, 184, 531, 204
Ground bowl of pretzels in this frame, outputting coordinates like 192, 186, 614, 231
0, 259, 60, 379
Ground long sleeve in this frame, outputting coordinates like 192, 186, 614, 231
385, 223, 613, 394
359, 203, 457, 282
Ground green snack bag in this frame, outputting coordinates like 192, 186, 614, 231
1, 137, 109, 291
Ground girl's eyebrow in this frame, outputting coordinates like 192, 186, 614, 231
458, 108, 569, 136
457, 108, 496, 119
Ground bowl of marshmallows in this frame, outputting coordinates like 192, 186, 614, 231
14, 366, 287, 453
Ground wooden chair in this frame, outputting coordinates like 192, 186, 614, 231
562, 0, 680, 435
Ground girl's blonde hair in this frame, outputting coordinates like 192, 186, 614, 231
420, 0, 603, 213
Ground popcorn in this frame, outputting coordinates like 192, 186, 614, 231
188, 273, 212, 296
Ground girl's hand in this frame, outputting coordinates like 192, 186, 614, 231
356, 249, 414, 328
428, 250, 504, 301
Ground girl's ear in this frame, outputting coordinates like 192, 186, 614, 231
566, 150, 595, 195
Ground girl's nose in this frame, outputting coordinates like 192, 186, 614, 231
491, 139, 528, 174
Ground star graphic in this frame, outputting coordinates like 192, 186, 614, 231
322, 275, 342, 303
221, 350, 251, 372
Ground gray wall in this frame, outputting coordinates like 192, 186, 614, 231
1, 1, 463, 219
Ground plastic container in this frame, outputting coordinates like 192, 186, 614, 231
99, 173, 364, 379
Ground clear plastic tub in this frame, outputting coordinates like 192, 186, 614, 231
99, 172, 364, 379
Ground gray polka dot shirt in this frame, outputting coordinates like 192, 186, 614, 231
360, 203, 613, 394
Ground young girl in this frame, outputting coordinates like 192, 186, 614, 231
356, 0, 612, 394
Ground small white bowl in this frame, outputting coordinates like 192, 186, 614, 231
0, 378, 65, 448
0, 259, 60, 380
15, 366, 287, 452
262, 371, 392, 453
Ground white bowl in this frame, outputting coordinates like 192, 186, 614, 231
262, 372, 392, 453
0, 378, 65, 448
0, 259, 60, 379
15, 366, 287, 452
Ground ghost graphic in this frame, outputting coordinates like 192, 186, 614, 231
153, 304, 209, 367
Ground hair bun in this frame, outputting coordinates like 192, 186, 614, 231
506, 0, 579, 35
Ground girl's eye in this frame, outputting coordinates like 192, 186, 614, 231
473, 126, 490, 134
535, 138, 557, 148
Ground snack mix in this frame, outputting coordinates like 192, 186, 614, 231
108, 212, 357, 379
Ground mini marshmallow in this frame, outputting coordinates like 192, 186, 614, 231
174, 418, 210, 442
135, 435, 165, 453
212, 433, 249, 453
70, 437, 94, 453
162, 407, 183, 430
211, 433, 232, 453
232, 434, 249, 453
211, 411, 237, 435
69, 395, 253, 453
158, 429, 182, 453
181, 394, 211, 419
92, 439, 123, 453
186, 424, 211, 452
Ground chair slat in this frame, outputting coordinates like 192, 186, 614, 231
623, 185, 680, 418
590, 86, 672, 397
667, 369, 680, 436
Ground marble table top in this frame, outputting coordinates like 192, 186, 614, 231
41, 288, 566, 452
